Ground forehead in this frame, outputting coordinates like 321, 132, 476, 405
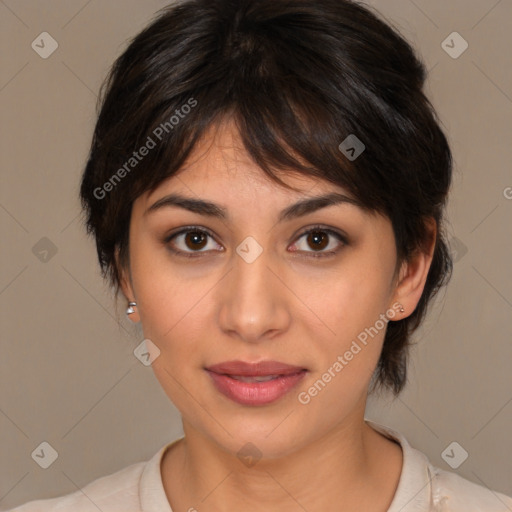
130, 118, 390, 245
143, 119, 344, 208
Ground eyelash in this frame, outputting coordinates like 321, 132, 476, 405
163, 225, 348, 260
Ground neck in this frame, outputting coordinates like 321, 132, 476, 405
161, 414, 403, 512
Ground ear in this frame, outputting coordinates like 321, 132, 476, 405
390, 218, 437, 319
115, 247, 140, 323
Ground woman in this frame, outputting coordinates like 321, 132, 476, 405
10, 0, 512, 510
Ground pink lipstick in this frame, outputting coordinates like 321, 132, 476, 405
205, 360, 307, 406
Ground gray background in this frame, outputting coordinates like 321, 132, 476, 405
1, 0, 511, 508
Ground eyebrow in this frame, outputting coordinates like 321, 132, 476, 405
145, 192, 364, 223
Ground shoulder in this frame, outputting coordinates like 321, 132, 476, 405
6, 459, 146, 511
428, 464, 512, 511
366, 419, 512, 512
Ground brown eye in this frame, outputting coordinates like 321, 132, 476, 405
306, 231, 329, 251
290, 226, 346, 258
165, 227, 223, 258
184, 231, 208, 250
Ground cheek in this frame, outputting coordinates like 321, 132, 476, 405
129, 238, 206, 340
136, 280, 209, 413
299, 256, 393, 340
291, 257, 393, 401
295, 289, 388, 421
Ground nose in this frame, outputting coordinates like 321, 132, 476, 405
217, 242, 291, 344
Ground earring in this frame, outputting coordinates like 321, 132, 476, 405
399, 304, 405, 313
126, 301, 137, 315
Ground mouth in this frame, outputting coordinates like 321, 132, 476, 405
205, 360, 308, 406
224, 374, 297, 382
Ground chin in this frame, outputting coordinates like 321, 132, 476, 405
199, 414, 310, 461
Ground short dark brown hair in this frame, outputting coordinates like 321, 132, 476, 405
79, 0, 453, 395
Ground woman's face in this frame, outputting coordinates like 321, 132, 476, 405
120, 120, 408, 457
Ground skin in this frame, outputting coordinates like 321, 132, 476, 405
118, 119, 436, 512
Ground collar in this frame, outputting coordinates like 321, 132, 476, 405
139, 436, 181, 511
366, 420, 433, 511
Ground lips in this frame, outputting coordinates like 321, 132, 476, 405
205, 360, 308, 406
205, 360, 306, 377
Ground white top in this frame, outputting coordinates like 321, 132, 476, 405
7, 420, 512, 511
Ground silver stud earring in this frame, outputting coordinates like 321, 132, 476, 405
399, 304, 405, 313
126, 302, 137, 315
